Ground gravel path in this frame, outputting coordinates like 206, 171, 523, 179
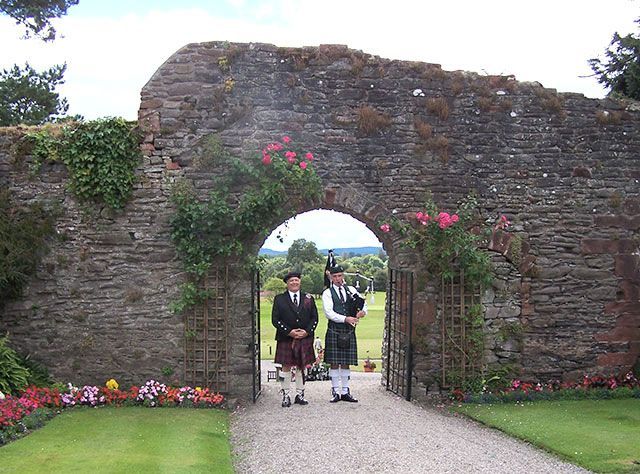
230, 371, 590, 473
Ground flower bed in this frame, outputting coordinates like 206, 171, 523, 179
0, 380, 225, 445
451, 372, 640, 404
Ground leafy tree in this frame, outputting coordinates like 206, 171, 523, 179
300, 263, 325, 295
286, 239, 322, 270
1, 0, 79, 41
262, 276, 285, 295
0, 62, 69, 126
259, 255, 289, 283
589, 18, 640, 100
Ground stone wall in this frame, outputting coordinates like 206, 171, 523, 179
1, 41, 639, 399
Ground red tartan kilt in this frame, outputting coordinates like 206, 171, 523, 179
275, 336, 315, 367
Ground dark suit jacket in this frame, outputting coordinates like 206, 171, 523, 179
272, 291, 318, 342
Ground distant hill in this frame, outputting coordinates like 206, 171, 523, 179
259, 246, 384, 257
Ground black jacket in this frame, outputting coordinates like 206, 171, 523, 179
272, 291, 318, 341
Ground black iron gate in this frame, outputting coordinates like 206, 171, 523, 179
385, 269, 414, 400
250, 271, 262, 402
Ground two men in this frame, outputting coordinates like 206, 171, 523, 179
271, 271, 318, 407
271, 266, 367, 406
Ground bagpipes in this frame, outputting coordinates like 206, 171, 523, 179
344, 287, 365, 317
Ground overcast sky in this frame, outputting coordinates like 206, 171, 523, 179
2, 0, 637, 250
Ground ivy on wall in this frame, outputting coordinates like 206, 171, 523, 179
169, 135, 322, 312
28, 117, 141, 209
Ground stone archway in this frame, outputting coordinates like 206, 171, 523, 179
1, 40, 638, 400
137, 41, 639, 398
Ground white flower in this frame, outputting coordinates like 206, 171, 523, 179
0, 391, 5, 400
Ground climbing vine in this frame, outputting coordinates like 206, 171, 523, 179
28, 117, 141, 209
380, 195, 514, 390
169, 135, 322, 312
381, 194, 498, 290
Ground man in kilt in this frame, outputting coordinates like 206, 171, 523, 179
322, 265, 367, 403
272, 271, 319, 407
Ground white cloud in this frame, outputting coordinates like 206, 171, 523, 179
263, 210, 382, 251
2, 0, 638, 120
2, 0, 637, 248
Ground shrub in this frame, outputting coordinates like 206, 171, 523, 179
0, 336, 30, 395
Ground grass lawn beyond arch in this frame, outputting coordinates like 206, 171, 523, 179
260, 291, 385, 368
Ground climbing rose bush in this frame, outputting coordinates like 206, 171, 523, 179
380, 195, 496, 288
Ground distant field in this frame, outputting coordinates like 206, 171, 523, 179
260, 291, 385, 367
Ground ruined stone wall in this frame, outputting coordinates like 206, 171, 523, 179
1, 41, 639, 398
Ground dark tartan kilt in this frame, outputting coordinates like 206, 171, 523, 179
324, 323, 358, 366
274, 336, 315, 367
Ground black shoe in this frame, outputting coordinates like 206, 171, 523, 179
281, 392, 291, 408
329, 390, 341, 403
341, 391, 358, 403
294, 394, 309, 405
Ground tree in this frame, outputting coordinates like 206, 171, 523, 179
0, 63, 69, 126
286, 239, 323, 270
589, 18, 640, 100
1, 0, 79, 41
259, 256, 289, 284
300, 263, 325, 295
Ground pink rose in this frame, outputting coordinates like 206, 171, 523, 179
262, 154, 272, 165
305, 152, 314, 161
282, 136, 291, 144
299, 161, 308, 170
380, 223, 390, 233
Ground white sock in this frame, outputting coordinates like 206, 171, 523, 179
295, 371, 305, 395
280, 370, 291, 395
341, 368, 351, 394
329, 368, 340, 391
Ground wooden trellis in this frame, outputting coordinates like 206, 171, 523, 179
440, 270, 482, 389
184, 266, 229, 393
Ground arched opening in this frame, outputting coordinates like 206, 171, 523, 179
257, 209, 388, 388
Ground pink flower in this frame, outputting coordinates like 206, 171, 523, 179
305, 152, 314, 161
380, 223, 390, 233
282, 136, 291, 144
451, 214, 459, 223
262, 154, 272, 165
285, 151, 297, 164
299, 161, 308, 170
494, 214, 510, 230
266, 142, 283, 152
416, 212, 430, 225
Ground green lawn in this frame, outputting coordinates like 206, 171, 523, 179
0, 407, 233, 473
260, 291, 385, 367
453, 399, 640, 473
